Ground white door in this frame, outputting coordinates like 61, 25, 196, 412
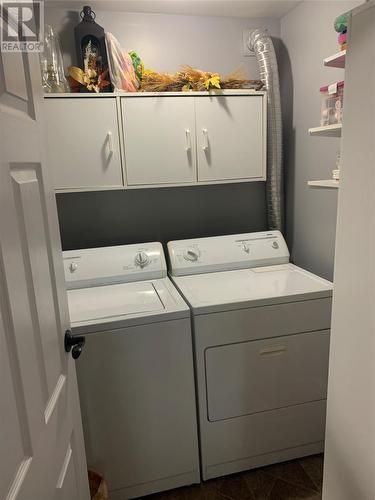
0, 27, 90, 500
122, 96, 197, 185
45, 97, 123, 190
323, 4, 375, 499
195, 95, 266, 182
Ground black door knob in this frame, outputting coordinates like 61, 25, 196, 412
65, 329, 85, 359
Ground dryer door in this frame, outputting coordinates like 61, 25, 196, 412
205, 330, 330, 421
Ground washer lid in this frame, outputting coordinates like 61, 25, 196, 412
172, 264, 333, 313
67, 281, 164, 324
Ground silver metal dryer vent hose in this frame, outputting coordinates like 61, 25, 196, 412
249, 29, 284, 232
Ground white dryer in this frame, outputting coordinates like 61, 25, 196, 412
168, 231, 333, 481
63, 242, 200, 500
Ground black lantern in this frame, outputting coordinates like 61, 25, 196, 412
74, 5, 112, 92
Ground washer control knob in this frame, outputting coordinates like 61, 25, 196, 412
272, 241, 279, 249
69, 262, 78, 273
242, 243, 250, 254
184, 248, 200, 262
135, 251, 150, 268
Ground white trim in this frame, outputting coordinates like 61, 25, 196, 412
44, 90, 266, 98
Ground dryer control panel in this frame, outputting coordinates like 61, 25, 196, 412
168, 231, 290, 276
63, 242, 167, 289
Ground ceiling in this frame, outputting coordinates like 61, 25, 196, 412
45, 0, 302, 18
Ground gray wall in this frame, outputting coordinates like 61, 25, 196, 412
45, 7, 280, 76
56, 183, 267, 250
46, 7, 279, 250
280, 0, 359, 281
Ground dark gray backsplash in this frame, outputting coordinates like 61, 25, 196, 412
56, 182, 267, 251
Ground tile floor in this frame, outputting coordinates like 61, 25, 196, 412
142, 455, 324, 500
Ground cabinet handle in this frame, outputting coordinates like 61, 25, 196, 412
185, 129, 191, 151
107, 131, 114, 159
202, 128, 209, 151
259, 345, 287, 357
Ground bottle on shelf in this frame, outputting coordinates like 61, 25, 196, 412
332, 150, 341, 181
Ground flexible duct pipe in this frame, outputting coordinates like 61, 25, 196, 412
249, 29, 284, 231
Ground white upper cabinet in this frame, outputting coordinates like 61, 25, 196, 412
44, 97, 122, 190
121, 97, 197, 185
44, 92, 266, 191
195, 95, 266, 182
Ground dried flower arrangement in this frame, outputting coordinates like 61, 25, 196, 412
139, 65, 263, 93
221, 68, 264, 90
68, 40, 111, 93
139, 65, 220, 93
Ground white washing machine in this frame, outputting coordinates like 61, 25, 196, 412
63, 242, 200, 500
168, 231, 333, 480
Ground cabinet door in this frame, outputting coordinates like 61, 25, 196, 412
45, 98, 123, 190
195, 95, 266, 182
122, 97, 197, 185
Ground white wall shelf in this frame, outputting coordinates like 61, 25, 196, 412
308, 50, 345, 191
308, 124, 342, 137
308, 180, 339, 189
324, 50, 346, 68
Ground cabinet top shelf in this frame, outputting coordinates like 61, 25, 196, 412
44, 89, 266, 98
324, 50, 346, 68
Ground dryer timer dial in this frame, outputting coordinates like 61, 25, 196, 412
135, 251, 150, 268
